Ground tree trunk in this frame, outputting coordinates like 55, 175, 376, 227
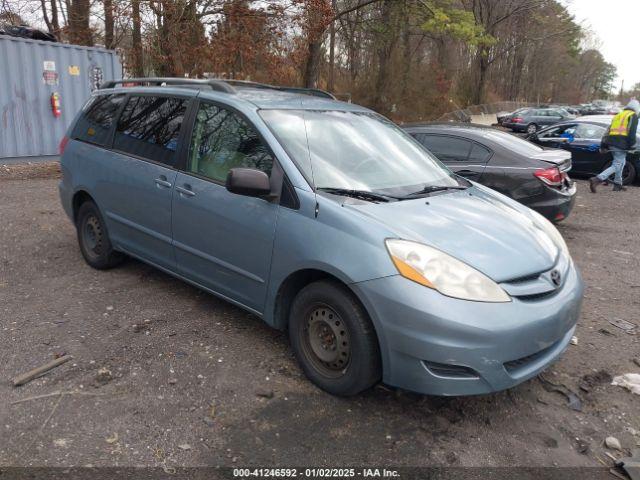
50, 0, 60, 37
303, 40, 323, 88
399, 1, 411, 98
131, 0, 144, 76
40, 0, 54, 34
373, 0, 397, 113
104, 0, 114, 49
474, 48, 489, 104
68, 0, 92, 46
328, 0, 337, 91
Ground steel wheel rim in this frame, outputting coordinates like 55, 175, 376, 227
299, 304, 351, 378
82, 215, 103, 259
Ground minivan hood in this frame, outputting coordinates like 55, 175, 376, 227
348, 186, 558, 282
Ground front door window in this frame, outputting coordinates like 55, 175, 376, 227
188, 103, 274, 183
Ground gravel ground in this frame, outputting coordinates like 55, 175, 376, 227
0, 171, 638, 471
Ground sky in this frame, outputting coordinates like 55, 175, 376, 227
565, 0, 640, 92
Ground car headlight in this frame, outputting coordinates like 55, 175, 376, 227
385, 239, 511, 303
529, 209, 570, 258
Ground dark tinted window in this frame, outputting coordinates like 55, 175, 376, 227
418, 135, 472, 162
188, 103, 273, 183
72, 94, 125, 147
468, 142, 491, 162
114, 95, 188, 165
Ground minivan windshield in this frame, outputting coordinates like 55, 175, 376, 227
259, 109, 460, 195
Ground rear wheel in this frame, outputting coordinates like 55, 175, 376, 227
76, 201, 124, 269
288, 280, 381, 396
526, 123, 538, 135
602, 160, 636, 185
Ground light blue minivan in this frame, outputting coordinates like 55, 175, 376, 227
59, 78, 584, 396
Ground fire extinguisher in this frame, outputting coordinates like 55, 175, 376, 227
50, 92, 62, 118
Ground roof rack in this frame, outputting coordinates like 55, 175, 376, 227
99, 77, 336, 100
223, 79, 336, 100
99, 77, 235, 94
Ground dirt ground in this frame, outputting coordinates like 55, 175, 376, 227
0, 167, 638, 472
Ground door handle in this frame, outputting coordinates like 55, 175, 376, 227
457, 169, 480, 178
176, 185, 196, 197
155, 177, 172, 188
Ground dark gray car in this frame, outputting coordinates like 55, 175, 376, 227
503, 108, 574, 134
403, 123, 577, 222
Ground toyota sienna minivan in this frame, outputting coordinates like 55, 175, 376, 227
59, 78, 584, 396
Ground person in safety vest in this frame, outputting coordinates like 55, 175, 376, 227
590, 99, 640, 192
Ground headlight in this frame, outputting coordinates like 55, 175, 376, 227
385, 239, 511, 303
529, 210, 569, 257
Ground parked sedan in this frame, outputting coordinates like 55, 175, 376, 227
528, 117, 640, 185
403, 123, 576, 222
497, 107, 528, 125
503, 108, 574, 134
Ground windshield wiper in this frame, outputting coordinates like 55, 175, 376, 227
401, 184, 468, 198
317, 187, 396, 203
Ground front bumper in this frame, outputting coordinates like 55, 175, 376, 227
352, 262, 584, 396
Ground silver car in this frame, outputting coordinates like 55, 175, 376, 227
503, 108, 575, 134
59, 78, 584, 396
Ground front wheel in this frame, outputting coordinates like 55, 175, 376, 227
288, 280, 381, 396
76, 201, 124, 270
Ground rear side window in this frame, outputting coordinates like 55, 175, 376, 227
71, 94, 125, 147
114, 95, 188, 166
187, 102, 273, 183
418, 135, 472, 162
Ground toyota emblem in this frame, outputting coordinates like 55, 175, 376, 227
550, 270, 561, 287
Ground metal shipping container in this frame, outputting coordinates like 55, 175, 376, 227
0, 35, 122, 158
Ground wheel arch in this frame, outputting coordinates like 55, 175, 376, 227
72, 189, 95, 223
271, 268, 368, 332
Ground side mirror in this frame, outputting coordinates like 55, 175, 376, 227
226, 168, 272, 198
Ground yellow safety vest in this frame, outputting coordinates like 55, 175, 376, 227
608, 110, 635, 136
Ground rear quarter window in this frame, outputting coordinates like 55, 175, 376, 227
468, 142, 492, 162
71, 94, 125, 147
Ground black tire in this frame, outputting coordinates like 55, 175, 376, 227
76, 201, 124, 270
288, 280, 381, 396
602, 160, 636, 185
526, 123, 538, 135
